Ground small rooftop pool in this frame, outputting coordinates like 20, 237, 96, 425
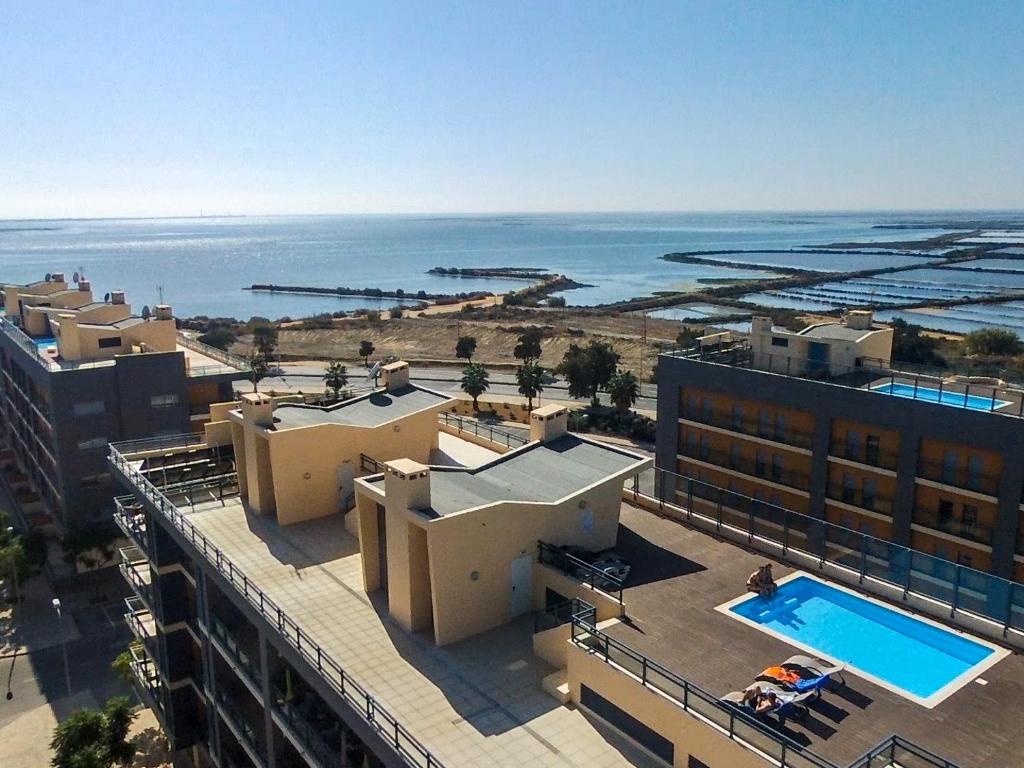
872, 381, 1011, 412
718, 574, 1006, 707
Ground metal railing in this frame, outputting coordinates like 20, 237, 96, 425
108, 442, 446, 768
537, 540, 624, 602
438, 412, 528, 448
680, 405, 813, 449
114, 495, 148, 549
215, 687, 265, 760
0, 316, 54, 369
112, 432, 207, 455
825, 483, 894, 516
360, 453, 385, 474
827, 440, 899, 471
209, 614, 262, 688
627, 466, 1024, 639
662, 343, 1024, 419
916, 459, 1001, 497
847, 735, 960, 768
534, 598, 594, 633
273, 686, 336, 768
570, 613, 837, 768
125, 595, 155, 642
177, 333, 248, 370
679, 443, 812, 491
912, 509, 993, 548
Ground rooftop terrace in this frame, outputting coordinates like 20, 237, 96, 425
663, 342, 1024, 417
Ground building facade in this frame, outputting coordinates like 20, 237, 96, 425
656, 317, 1024, 582
0, 273, 242, 535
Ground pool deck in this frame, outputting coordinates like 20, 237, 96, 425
862, 371, 1024, 417
605, 504, 1024, 768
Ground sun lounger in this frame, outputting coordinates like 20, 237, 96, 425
754, 666, 832, 696
721, 685, 812, 725
782, 654, 846, 686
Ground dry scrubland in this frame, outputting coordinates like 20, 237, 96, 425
234, 312, 691, 371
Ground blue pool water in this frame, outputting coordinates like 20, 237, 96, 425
730, 576, 993, 699
872, 382, 1010, 411
34, 337, 57, 352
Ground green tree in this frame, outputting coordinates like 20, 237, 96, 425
323, 361, 349, 399
252, 324, 278, 356
247, 352, 269, 393
50, 695, 136, 768
607, 370, 641, 414
675, 327, 701, 349
513, 327, 544, 361
110, 643, 140, 685
359, 340, 375, 367
547, 296, 567, 308
515, 361, 546, 411
558, 340, 620, 407
963, 328, 1022, 356
197, 325, 237, 351
455, 336, 477, 363
890, 319, 946, 367
460, 363, 490, 411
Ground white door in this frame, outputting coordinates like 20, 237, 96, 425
509, 555, 533, 618
337, 464, 355, 511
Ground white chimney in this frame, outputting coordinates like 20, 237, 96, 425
530, 404, 568, 444
110, 290, 126, 305
381, 361, 410, 392
154, 304, 173, 320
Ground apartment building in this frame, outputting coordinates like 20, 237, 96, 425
0, 272, 243, 535
657, 312, 1024, 582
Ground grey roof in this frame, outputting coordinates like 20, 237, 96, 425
271, 385, 450, 430
376, 434, 647, 518
79, 316, 145, 330
798, 322, 882, 341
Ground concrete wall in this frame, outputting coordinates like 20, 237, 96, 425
565, 640, 769, 768
423, 475, 624, 646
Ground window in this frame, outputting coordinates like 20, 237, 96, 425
862, 477, 877, 511
938, 499, 954, 529
771, 336, 789, 347
755, 450, 768, 478
73, 400, 105, 417
961, 504, 978, 537
770, 453, 784, 482
941, 450, 959, 485
731, 404, 744, 431
729, 443, 742, 470
841, 473, 856, 504
957, 553, 973, 568
758, 410, 773, 438
700, 397, 713, 422
845, 430, 862, 460
77, 436, 107, 451
865, 434, 880, 466
698, 434, 710, 461
966, 455, 985, 492
97, 336, 122, 349
774, 413, 788, 442
685, 392, 699, 418
150, 393, 180, 409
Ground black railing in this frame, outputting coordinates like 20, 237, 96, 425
537, 540, 624, 602
679, 443, 812, 491
828, 440, 900, 471
215, 687, 264, 761
109, 442, 445, 768
360, 453, 385, 474
626, 466, 1024, 640
273, 685, 338, 768
438, 412, 528, 448
913, 509, 994, 548
534, 598, 594, 633
846, 735, 960, 768
825, 483, 894, 515
680, 405, 813, 449
209, 615, 262, 688
916, 459, 1001, 497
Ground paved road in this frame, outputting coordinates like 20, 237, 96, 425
240, 363, 660, 411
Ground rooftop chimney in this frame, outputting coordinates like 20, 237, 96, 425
50, 272, 65, 283
78, 279, 91, 292
241, 392, 275, 428
845, 310, 873, 331
56, 314, 81, 360
530, 404, 568, 444
154, 304, 173, 321
384, 459, 431, 510
751, 316, 773, 335
110, 290, 126, 305
381, 361, 410, 392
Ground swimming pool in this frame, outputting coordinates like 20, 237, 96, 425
718, 574, 1006, 707
872, 382, 1011, 411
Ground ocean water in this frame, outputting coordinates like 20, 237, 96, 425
0, 212, 1012, 318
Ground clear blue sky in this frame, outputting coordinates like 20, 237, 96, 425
2, 1, 1022, 218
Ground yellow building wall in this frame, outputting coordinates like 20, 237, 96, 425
918, 438, 1003, 483
676, 458, 810, 514
264, 406, 443, 526
566, 640, 770, 768
531, 563, 624, 622
680, 388, 815, 440
423, 476, 625, 646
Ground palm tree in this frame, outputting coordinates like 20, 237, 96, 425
50, 695, 136, 768
247, 352, 269, 393
323, 361, 349, 400
460, 363, 490, 411
515, 361, 546, 411
607, 370, 640, 414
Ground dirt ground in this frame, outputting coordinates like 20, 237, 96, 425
235, 310, 692, 372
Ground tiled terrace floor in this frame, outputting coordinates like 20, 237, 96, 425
184, 496, 659, 768
605, 505, 1024, 768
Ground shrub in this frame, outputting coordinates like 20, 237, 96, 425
963, 327, 1023, 356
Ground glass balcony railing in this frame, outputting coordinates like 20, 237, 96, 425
679, 444, 811, 491
680, 405, 813, 449
913, 508, 994, 547
916, 460, 1001, 497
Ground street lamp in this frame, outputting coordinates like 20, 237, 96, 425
5, 527, 19, 608
51, 598, 72, 696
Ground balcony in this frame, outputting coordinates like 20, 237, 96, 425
913, 508, 994, 548
114, 495, 148, 552
119, 546, 153, 606
828, 439, 899, 472
125, 642, 165, 717
825, 482, 894, 516
215, 688, 267, 768
680, 404, 813, 450
916, 460, 1001, 498
208, 615, 262, 689
679, 444, 811, 492
124, 595, 157, 644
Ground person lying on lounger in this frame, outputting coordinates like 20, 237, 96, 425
754, 690, 779, 716
746, 564, 777, 597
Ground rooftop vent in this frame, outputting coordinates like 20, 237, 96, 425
110, 290, 126, 305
